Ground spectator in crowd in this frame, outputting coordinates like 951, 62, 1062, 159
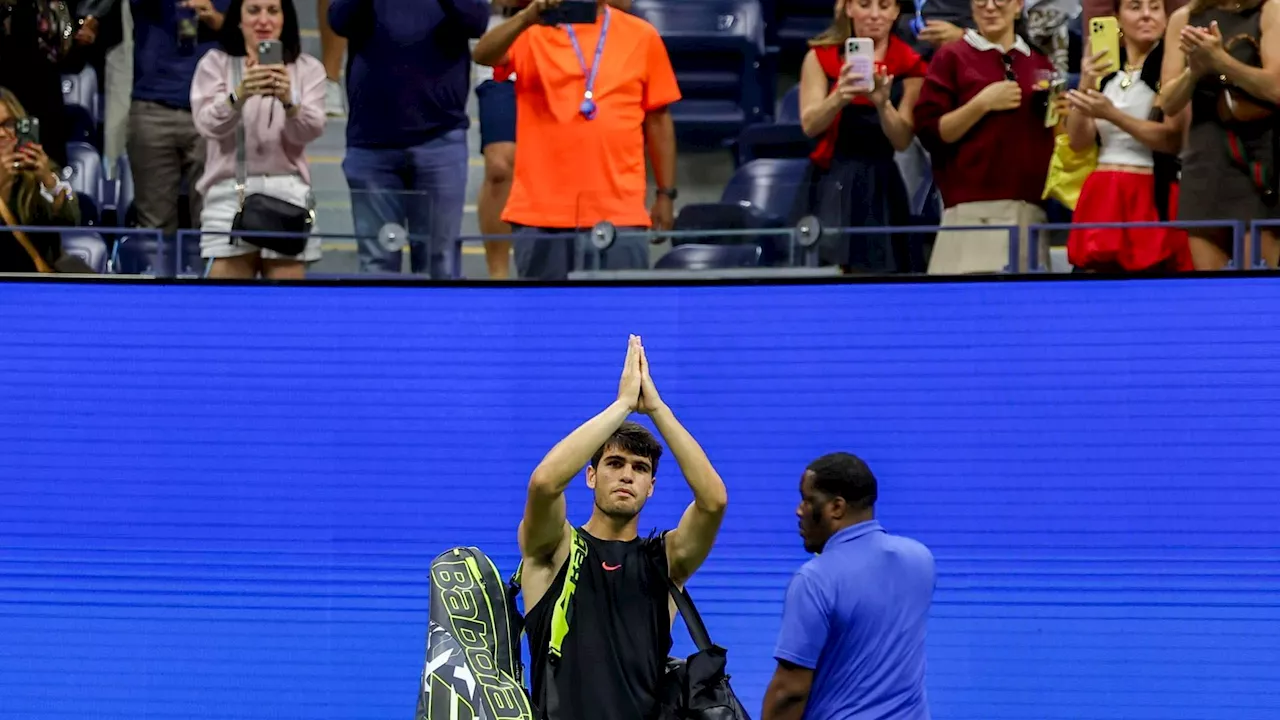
1065, 0, 1192, 273
914, 0, 1057, 274
800, 0, 929, 274
1159, 0, 1278, 269
473, 0, 680, 281
473, 0, 632, 281
72, 0, 133, 174
314, 0, 345, 116
128, 0, 229, 236
473, 1, 520, 280
0, 88, 82, 274
0, 0, 75, 167
191, 0, 326, 279
329, 0, 486, 278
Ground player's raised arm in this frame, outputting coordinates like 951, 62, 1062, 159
636, 345, 729, 586
519, 335, 644, 562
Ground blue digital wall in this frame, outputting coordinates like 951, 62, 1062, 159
1, 277, 1278, 720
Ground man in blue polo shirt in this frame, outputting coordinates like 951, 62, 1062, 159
762, 452, 936, 720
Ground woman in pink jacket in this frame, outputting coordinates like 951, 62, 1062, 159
191, 0, 327, 280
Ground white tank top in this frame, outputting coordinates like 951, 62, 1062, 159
1095, 70, 1157, 168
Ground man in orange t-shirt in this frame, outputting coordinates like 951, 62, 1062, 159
473, 0, 681, 280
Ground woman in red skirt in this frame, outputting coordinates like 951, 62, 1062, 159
1064, 0, 1192, 273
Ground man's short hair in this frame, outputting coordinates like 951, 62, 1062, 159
806, 452, 877, 510
591, 421, 663, 477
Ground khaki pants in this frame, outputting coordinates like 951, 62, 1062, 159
928, 200, 1049, 275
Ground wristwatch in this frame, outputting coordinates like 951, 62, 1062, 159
656, 187, 678, 200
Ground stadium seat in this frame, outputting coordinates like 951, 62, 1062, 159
61, 67, 101, 149
733, 84, 809, 165
102, 154, 136, 228
773, 0, 830, 57
62, 142, 103, 225
631, 0, 769, 144
672, 157, 809, 264
60, 232, 108, 274
655, 242, 762, 269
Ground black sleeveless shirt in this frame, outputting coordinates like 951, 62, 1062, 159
525, 528, 673, 720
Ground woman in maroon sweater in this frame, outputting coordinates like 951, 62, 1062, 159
914, 0, 1057, 273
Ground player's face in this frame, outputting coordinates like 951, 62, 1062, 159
587, 448, 655, 520
796, 471, 836, 554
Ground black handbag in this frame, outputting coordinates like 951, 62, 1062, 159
228, 58, 314, 257
659, 578, 753, 720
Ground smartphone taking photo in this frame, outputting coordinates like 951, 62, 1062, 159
258, 39, 284, 66
538, 0, 598, 25
15, 117, 40, 150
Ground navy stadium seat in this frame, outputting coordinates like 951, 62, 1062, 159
672, 157, 809, 264
60, 232, 108, 273
773, 0, 831, 56
62, 142, 103, 225
655, 242, 762, 269
103, 154, 136, 228
61, 67, 101, 149
733, 84, 808, 164
631, 0, 769, 144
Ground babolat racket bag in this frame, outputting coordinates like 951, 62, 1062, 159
414, 546, 534, 720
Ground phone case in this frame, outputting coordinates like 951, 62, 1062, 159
1088, 17, 1121, 81
844, 38, 876, 93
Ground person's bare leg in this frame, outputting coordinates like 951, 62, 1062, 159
1261, 230, 1280, 268
208, 253, 261, 279
263, 258, 308, 280
317, 0, 347, 116
479, 141, 515, 279
1188, 235, 1231, 270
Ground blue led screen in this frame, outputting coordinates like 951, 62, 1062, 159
1, 277, 1278, 720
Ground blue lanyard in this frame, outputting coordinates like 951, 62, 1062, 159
563, 7, 611, 121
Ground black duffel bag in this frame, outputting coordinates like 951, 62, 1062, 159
659, 578, 752, 720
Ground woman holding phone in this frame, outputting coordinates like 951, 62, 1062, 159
190, 0, 327, 279
0, 87, 82, 274
798, 0, 929, 274
1064, 0, 1191, 273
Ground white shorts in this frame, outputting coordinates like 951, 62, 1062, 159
199, 176, 323, 262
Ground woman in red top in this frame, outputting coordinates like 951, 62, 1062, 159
914, 0, 1057, 274
799, 0, 929, 274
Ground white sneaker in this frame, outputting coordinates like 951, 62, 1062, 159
325, 80, 346, 118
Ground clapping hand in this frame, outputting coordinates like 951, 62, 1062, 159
617, 335, 643, 412
636, 343, 665, 415
1180, 21, 1226, 77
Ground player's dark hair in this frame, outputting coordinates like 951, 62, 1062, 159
806, 452, 878, 511
591, 421, 663, 477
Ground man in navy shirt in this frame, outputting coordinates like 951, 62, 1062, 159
328, 0, 488, 277
127, 0, 229, 236
762, 452, 936, 720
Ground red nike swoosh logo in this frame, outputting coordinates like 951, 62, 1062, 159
602, 562, 621, 571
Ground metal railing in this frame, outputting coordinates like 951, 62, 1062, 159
3, 219, 1277, 279
1027, 220, 1249, 272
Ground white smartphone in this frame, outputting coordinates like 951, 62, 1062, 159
845, 37, 876, 93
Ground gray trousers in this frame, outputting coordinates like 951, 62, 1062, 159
126, 101, 206, 235
512, 225, 649, 281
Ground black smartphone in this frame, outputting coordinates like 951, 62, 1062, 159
539, 0, 598, 25
258, 39, 284, 65
15, 117, 40, 149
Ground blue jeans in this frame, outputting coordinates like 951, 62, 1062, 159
342, 129, 468, 277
